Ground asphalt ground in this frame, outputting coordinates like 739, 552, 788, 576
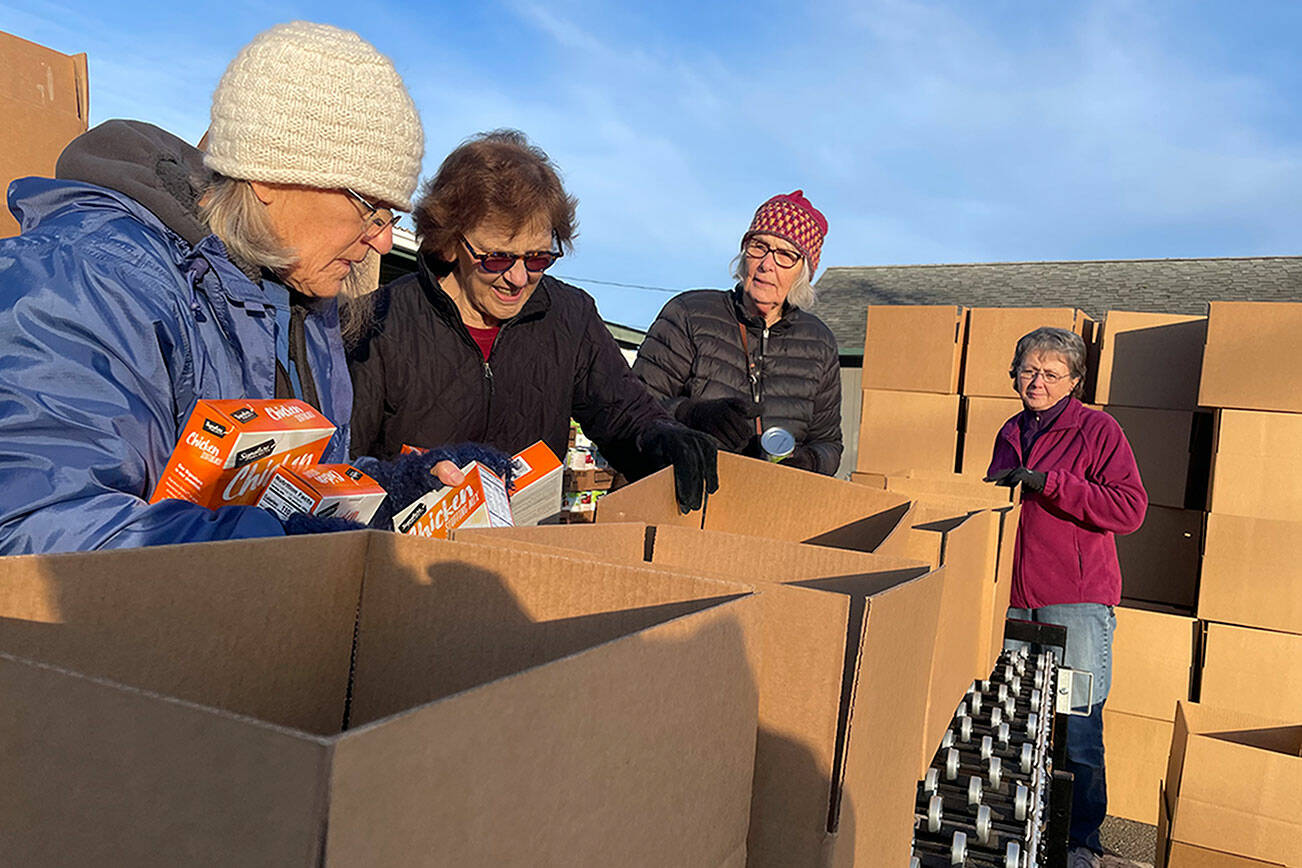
1100, 815, 1156, 867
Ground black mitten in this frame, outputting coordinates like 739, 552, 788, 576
363, 443, 515, 528
281, 512, 368, 535
636, 421, 720, 514
675, 397, 760, 452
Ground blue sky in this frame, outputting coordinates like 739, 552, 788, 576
4, 1, 1300, 328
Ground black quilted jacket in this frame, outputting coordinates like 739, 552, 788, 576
347, 256, 673, 477
633, 288, 843, 474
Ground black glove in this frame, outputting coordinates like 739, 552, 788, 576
675, 397, 761, 452
780, 446, 819, 472
282, 512, 368, 535
636, 421, 720, 514
985, 466, 1046, 493
364, 443, 515, 528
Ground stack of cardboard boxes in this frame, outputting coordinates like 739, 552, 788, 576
1191, 301, 1302, 756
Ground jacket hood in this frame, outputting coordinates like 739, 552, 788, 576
55, 119, 210, 248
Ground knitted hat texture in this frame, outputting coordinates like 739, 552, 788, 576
204, 21, 423, 210
743, 190, 828, 276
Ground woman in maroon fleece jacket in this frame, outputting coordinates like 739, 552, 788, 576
985, 326, 1147, 867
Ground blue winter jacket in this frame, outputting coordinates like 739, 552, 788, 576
0, 177, 352, 553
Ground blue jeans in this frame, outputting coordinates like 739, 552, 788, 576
1006, 603, 1114, 854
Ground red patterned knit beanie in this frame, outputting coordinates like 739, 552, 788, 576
742, 190, 828, 276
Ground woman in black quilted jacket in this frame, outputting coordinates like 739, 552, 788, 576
632, 191, 843, 475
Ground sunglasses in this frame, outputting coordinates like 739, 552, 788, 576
460, 234, 563, 274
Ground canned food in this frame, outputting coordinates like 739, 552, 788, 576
760, 426, 795, 462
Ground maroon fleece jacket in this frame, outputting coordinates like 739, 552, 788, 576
987, 398, 1148, 608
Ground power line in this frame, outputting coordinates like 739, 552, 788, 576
553, 275, 683, 294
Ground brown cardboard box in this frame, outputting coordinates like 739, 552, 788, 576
598, 452, 917, 557
1106, 407, 1213, 509
0, 533, 760, 866
454, 522, 944, 867
854, 469, 1014, 505
1199, 301, 1302, 413
856, 388, 960, 475
1, 31, 90, 238
1115, 506, 1202, 611
1111, 606, 1195, 721
962, 307, 1095, 399
1201, 513, 1302, 634
1103, 710, 1174, 825
1201, 623, 1302, 720
1095, 311, 1207, 410
1207, 409, 1302, 521
862, 305, 966, 393
960, 396, 1023, 476
1158, 701, 1302, 867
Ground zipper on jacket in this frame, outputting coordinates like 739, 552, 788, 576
482, 360, 494, 435
757, 326, 769, 406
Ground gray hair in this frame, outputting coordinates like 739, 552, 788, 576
730, 252, 816, 310
1010, 327, 1087, 394
199, 174, 295, 273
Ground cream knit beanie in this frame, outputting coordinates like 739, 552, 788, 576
204, 21, 423, 210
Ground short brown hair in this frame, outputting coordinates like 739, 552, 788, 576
414, 129, 577, 258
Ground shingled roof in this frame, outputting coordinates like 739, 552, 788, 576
815, 256, 1302, 355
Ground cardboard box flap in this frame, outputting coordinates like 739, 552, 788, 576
598, 453, 915, 555
834, 565, 947, 864
0, 533, 366, 734
1200, 302, 1302, 413
862, 304, 966, 394
0, 31, 88, 116
348, 534, 753, 727
0, 651, 330, 867
1169, 797, 1300, 867
455, 521, 650, 562
1111, 606, 1196, 720
1096, 311, 1206, 410
327, 592, 760, 868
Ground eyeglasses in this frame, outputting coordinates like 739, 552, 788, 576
743, 238, 802, 269
344, 188, 401, 240
460, 234, 563, 274
1016, 367, 1070, 384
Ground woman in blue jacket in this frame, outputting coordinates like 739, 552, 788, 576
0, 22, 449, 553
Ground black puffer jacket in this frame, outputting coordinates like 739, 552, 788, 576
348, 256, 673, 477
633, 287, 843, 474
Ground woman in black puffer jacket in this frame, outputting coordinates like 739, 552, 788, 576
633, 191, 843, 475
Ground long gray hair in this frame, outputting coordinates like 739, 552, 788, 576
1009, 327, 1087, 396
199, 174, 294, 273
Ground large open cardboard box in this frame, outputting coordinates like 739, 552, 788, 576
598, 452, 917, 557
0, 533, 761, 867
1095, 311, 1207, 410
1199, 301, 1302, 413
962, 307, 1095, 399
861, 304, 966, 393
1199, 623, 1302, 720
856, 388, 960, 475
1111, 604, 1196, 721
1158, 701, 1302, 867
1208, 409, 1302, 521
1, 30, 90, 238
454, 521, 944, 867
1201, 513, 1302, 634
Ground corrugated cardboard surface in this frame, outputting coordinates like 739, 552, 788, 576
1111, 606, 1195, 721
1161, 701, 1302, 867
960, 395, 1022, 476
1106, 407, 1210, 509
1208, 409, 1302, 520
1201, 623, 1302, 719
1115, 506, 1202, 611
862, 305, 965, 394
984, 503, 1020, 674
0, 532, 761, 866
962, 307, 1094, 398
1096, 311, 1207, 410
1103, 710, 1173, 825
598, 452, 916, 556
881, 469, 1014, 505
910, 507, 1001, 767
856, 388, 960, 475
1, 30, 89, 238
1199, 301, 1302, 413
1201, 513, 1302, 634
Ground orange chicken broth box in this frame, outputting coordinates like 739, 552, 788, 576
256, 464, 387, 525
392, 461, 513, 538
149, 399, 336, 509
